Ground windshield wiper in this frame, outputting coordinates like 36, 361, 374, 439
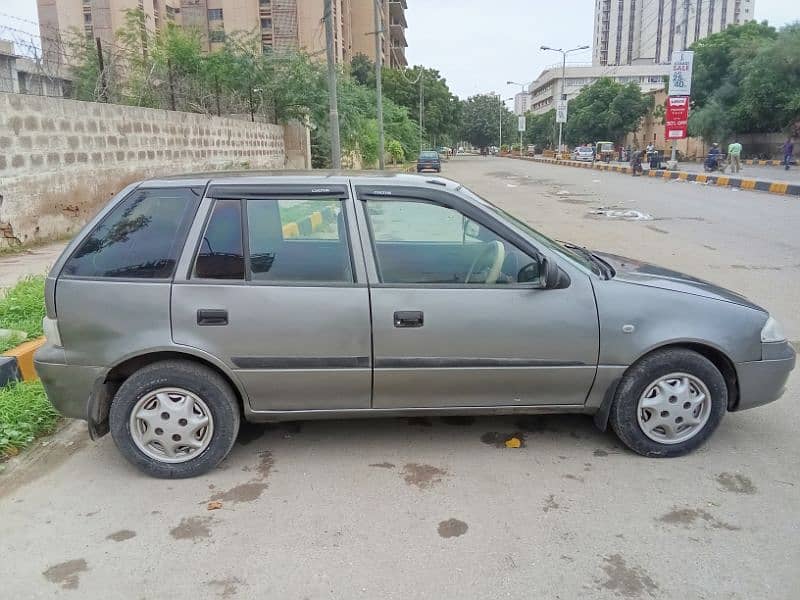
559, 241, 613, 279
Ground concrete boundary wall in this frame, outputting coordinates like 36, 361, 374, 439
0, 92, 288, 246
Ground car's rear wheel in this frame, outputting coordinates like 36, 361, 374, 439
609, 348, 727, 457
109, 360, 240, 478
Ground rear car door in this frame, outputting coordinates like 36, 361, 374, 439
171, 183, 372, 413
353, 184, 599, 409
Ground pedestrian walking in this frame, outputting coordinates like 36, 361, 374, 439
783, 138, 795, 170
728, 140, 742, 174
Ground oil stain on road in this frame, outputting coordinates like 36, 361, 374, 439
401, 463, 447, 490
437, 518, 468, 538
43, 558, 88, 590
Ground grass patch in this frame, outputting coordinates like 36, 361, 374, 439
0, 275, 46, 353
0, 380, 59, 459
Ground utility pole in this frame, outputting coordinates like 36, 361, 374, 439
419, 70, 424, 151
95, 37, 107, 102
324, 0, 342, 168
541, 44, 589, 154
373, 0, 385, 169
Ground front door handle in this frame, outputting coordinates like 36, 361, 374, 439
197, 309, 228, 326
394, 311, 424, 328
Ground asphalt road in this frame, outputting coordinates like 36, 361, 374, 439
2, 156, 799, 599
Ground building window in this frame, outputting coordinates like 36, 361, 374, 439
259, 0, 271, 6
260, 18, 272, 29
84, 13, 92, 23
208, 8, 224, 20
209, 29, 225, 43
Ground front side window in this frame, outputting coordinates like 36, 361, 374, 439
365, 199, 541, 286
246, 199, 353, 283
63, 187, 199, 279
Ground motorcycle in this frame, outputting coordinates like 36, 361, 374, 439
704, 153, 727, 173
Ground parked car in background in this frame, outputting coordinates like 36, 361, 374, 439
572, 146, 594, 161
417, 150, 441, 172
35, 172, 795, 478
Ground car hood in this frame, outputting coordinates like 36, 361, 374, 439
593, 251, 764, 311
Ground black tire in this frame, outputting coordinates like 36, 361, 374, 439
110, 360, 240, 478
609, 348, 726, 458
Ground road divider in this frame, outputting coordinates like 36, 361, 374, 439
1, 337, 45, 386
508, 156, 800, 197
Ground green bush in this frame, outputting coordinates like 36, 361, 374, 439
0, 380, 59, 459
0, 276, 46, 353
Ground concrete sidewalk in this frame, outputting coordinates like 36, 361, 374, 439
0, 242, 66, 290
521, 156, 800, 197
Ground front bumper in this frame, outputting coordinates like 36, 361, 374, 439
34, 344, 104, 420
734, 341, 796, 411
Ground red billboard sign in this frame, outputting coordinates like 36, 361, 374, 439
665, 96, 690, 140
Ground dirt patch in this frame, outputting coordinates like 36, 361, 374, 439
646, 225, 669, 234
369, 462, 396, 469
597, 554, 659, 598
480, 431, 527, 448
563, 474, 585, 483
593, 449, 609, 457
170, 516, 214, 540
716, 472, 757, 495
438, 518, 468, 538
401, 463, 447, 490
210, 482, 268, 504
106, 529, 136, 542
542, 494, 561, 512
440, 416, 476, 426
256, 450, 274, 479
207, 576, 244, 598
658, 508, 740, 531
43, 558, 88, 590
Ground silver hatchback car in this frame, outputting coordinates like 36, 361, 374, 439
35, 173, 795, 478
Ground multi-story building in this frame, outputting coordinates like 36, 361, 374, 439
593, 0, 755, 66
38, 0, 408, 67
527, 63, 670, 115
513, 92, 532, 116
37, 0, 181, 69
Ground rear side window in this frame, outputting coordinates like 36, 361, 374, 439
63, 187, 200, 279
247, 198, 353, 283
194, 200, 245, 280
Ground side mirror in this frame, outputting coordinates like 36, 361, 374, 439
518, 257, 561, 288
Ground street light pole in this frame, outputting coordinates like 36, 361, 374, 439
507, 80, 532, 157
540, 44, 589, 154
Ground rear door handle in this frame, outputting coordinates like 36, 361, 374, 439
394, 311, 424, 328
197, 309, 228, 326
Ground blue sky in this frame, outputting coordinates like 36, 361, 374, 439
1, 0, 796, 102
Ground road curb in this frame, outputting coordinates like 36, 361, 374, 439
511, 156, 800, 197
1, 337, 46, 384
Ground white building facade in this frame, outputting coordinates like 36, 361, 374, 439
514, 92, 532, 116
593, 0, 755, 66
527, 63, 670, 115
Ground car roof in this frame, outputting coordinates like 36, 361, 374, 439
137, 170, 457, 191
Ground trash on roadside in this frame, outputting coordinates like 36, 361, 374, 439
207, 501, 223, 511
506, 183, 517, 188
505, 437, 522, 448
588, 208, 653, 221
556, 190, 570, 195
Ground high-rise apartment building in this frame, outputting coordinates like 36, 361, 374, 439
38, 0, 408, 67
592, 0, 755, 66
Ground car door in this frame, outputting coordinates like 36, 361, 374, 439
171, 183, 372, 413
353, 184, 599, 409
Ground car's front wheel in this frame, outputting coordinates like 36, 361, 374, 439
610, 348, 727, 457
109, 360, 240, 478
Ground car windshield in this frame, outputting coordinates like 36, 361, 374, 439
420, 151, 439, 159
456, 185, 602, 276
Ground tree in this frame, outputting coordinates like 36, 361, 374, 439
350, 53, 374, 87
563, 78, 652, 146
524, 110, 556, 149
382, 66, 462, 146
459, 94, 514, 148
387, 139, 405, 164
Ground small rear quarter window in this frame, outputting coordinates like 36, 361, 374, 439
63, 187, 200, 279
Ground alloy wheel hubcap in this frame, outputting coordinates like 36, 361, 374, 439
129, 387, 214, 463
636, 373, 711, 444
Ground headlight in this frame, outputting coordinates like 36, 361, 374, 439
760, 316, 786, 343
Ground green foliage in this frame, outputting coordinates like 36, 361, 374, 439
563, 78, 652, 146
0, 276, 46, 353
387, 139, 405, 164
688, 21, 799, 138
459, 94, 514, 148
350, 53, 374, 86
0, 380, 59, 459
525, 109, 556, 148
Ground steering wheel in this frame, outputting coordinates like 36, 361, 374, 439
465, 240, 506, 284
